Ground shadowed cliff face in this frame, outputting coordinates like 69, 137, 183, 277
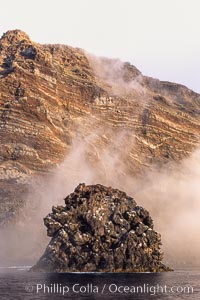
0, 30, 200, 266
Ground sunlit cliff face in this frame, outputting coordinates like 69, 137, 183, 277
0, 31, 200, 267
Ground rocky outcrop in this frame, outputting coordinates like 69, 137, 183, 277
32, 183, 171, 272
0, 29, 200, 222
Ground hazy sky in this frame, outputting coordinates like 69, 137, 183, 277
1, 0, 200, 92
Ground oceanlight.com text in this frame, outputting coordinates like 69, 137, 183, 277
25, 282, 194, 296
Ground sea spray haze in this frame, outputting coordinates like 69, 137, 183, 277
0, 30, 200, 268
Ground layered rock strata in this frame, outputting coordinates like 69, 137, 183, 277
0, 29, 200, 222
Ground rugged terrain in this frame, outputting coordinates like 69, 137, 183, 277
0, 29, 200, 223
32, 183, 170, 272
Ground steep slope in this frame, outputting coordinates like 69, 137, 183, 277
0, 29, 200, 222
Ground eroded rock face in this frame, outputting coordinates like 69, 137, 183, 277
1, 29, 200, 224
32, 183, 170, 272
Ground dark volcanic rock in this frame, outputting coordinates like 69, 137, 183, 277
32, 183, 171, 272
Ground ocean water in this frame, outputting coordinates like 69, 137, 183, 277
0, 267, 199, 300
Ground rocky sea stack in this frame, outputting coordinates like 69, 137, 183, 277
32, 183, 171, 272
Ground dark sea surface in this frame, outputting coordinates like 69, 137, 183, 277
0, 267, 199, 300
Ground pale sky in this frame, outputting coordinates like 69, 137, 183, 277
1, 0, 200, 93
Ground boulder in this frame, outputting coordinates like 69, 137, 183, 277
31, 183, 172, 272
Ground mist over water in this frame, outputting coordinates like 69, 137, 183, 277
0, 133, 200, 268
135, 150, 200, 266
